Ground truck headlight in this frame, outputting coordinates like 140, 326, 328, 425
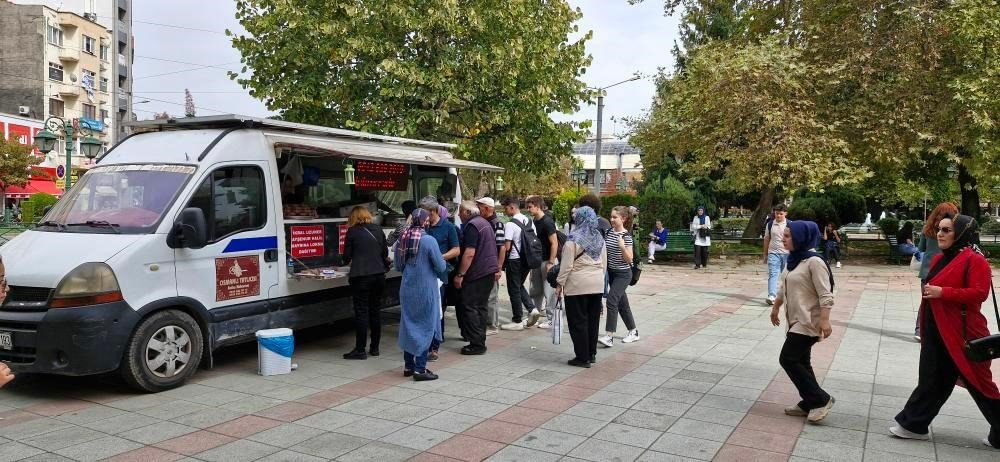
51, 263, 124, 308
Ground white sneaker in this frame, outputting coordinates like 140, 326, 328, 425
836, 262, 842, 268
486, 328, 499, 336
537, 321, 551, 329
766, 296, 775, 306
622, 330, 640, 343
526, 309, 542, 327
647, 259, 654, 264
889, 425, 930, 440
500, 322, 524, 331
807, 397, 835, 423
598, 335, 613, 348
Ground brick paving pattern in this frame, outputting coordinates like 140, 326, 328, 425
1, 264, 998, 461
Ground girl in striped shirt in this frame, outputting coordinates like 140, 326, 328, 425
599, 206, 640, 347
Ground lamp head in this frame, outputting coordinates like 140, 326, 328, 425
33, 129, 58, 154
80, 136, 103, 159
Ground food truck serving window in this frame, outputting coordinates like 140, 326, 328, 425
354, 160, 408, 191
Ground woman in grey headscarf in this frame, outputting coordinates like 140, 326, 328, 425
556, 206, 608, 368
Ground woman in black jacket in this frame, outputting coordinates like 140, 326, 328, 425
341, 206, 389, 359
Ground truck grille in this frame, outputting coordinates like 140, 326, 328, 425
7, 286, 52, 303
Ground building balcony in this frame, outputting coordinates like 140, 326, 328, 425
58, 48, 80, 62
58, 84, 80, 98
118, 0, 128, 11
57, 14, 79, 28
118, 30, 128, 46
118, 64, 128, 78
117, 20, 129, 35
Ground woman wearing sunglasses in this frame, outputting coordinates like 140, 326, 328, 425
891, 214, 999, 449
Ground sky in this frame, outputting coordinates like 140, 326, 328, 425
134, 0, 680, 139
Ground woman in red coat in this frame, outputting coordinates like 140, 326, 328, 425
891, 214, 999, 449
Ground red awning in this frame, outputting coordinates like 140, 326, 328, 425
5, 179, 64, 199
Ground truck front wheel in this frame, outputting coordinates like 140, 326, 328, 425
121, 310, 204, 392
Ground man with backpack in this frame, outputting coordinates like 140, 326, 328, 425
526, 195, 561, 329
498, 197, 543, 330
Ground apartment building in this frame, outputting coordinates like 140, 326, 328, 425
1, 0, 133, 146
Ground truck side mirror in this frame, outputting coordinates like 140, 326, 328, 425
168, 207, 208, 249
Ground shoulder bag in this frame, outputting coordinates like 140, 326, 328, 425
959, 260, 1000, 362
627, 232, 642, 286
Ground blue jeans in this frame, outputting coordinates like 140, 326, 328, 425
768, 253, 789, 298
404, 350, 428, 373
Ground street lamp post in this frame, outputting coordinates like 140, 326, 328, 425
591, 75, 641, 195
571, 165, 587, 194
33, 117, 103, 191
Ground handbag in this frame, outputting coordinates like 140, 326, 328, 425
697, 227, 710, 238
630, 259, 642, 286
959, 261, 1000, 362
547, 248, 585, 288
909, 255, 921, 272
551, 298, 564, 345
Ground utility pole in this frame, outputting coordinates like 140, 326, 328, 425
590, 75, 641, 195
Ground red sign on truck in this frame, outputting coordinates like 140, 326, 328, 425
290, 225, 325, 258
215, 256, 261, 301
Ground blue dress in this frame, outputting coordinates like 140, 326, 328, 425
396, 235, 447, 356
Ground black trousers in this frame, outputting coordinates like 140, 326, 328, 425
459, 275, 494, 350
606, 268, 635, 332
694, 245, 709, 267
348, 274, 385, 352
565, 294, 602, 362
824, 243, 841, 263
895, 309, 1000, 446
505, 259, 535, 323
779, 332, 831, 411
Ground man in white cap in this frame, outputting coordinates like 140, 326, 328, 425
476, 197, 504, 334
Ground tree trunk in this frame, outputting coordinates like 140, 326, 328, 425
742, 186, 775, 239
957, 162, 981, 221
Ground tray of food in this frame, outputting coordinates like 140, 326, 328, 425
293, 268, 346, 279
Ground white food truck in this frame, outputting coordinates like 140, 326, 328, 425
0, 116, 501, 391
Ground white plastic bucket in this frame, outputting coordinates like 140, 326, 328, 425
256, 328, 294, 376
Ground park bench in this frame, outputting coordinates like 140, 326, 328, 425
652, 230, 695, 261
886, 235, 907, 264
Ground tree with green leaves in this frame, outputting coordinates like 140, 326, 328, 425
0, 136, 42, 215
229, 0, 593, 176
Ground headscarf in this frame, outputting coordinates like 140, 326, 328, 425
569, 206, 604, 260
787, 220, 835, 289
926, 214, 980, 282
397, 209, 430, 266
696, 205, 707, 225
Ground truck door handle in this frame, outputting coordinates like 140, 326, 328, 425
264, 249, 279, 262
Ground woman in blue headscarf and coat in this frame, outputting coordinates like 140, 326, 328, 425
395, 208, 447, 381
769, 221, 837, 423
690, 206, 712, 269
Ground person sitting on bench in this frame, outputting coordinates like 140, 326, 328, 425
647, 221, 669, 264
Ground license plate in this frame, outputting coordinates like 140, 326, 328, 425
0, 331, 11, 351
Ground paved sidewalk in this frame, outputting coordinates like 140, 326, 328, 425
1, 264, 998, 461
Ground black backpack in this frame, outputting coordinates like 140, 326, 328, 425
511, 218, 544, 269
554, 230, 567, 261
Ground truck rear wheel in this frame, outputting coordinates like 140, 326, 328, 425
121, 310, 204, 392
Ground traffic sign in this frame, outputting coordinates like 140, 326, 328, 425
56, 179, 66, 189
56, 165, 65, 179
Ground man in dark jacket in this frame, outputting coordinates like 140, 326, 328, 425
455, 200, 499, 355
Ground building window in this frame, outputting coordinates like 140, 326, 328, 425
49, 98, 65, 118
82, 104, 97, 120
48, 62, 64, 81
100, 109, 108, 121
100, 77, 109, 92
185, 166, 267, 242
83, 36, 97, 55
99, 44, 109, 61
47, 26, 63, 46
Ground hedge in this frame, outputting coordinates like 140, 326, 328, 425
552, 189, 583, 228
638, 176, 695, 231
788, 196, 839, 226
716, 217, 750, 231
21, 193, 58, 223
601, 194, 636, 219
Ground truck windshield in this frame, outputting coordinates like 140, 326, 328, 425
38, 164, 196, 234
